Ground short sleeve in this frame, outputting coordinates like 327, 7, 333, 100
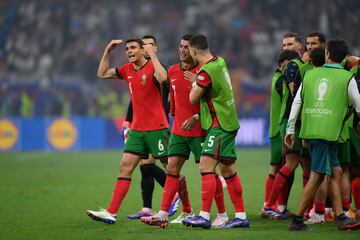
116, 65, 126, 80
196, 70, 212, 88
285, 62, 300, 84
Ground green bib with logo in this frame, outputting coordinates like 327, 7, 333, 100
199, 57, 240, 132
269, 70, 282, 137
300, 66, 352, 141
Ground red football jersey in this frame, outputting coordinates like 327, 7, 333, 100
169, 63, 205, 137
117, 60, 169, 131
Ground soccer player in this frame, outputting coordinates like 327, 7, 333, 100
301, 31, 326, 192
266, 33, 304, 217
283, 32, 302, 54
125, 35, 180, 220
140, 34, 228, 228
263, 33, 304, 218
349, 63, 360, 218
263, 49, 300, 211
299, 47, 332, 224
181, 34, 249, 229
303, 32, 326, 62
300, 33, 330, 222
286, 38, 360, 231
86, 38, 169, 224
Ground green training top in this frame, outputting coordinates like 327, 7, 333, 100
199, 57, 240, 132
300, 64, 353, 141
269, 69, 283, 138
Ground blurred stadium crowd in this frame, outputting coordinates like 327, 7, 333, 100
0, 0, 359, 118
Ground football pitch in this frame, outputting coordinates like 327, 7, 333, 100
0, 149, 359, 240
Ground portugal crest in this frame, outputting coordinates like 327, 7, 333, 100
141, 73, 147, 85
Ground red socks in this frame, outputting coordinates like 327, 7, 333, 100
179, 177, 192, 213
201, 173, 217, 212
266, 165, 292, 207
315, 201, 325, 214
225, 173, 245, 212
342, 198, 350, 211
264, 174, 275, 203
160, 174, 180, 212
352, 177, 360, 210
214, 175, 226, 213
107, 177, 131, 214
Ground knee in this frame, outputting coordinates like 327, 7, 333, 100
269, 165, 280, 175
285, 156, 299, 170
166, 162, 180, 176
219, 163, 236, 178
199, 162, 214, 173
119, 161, 135, 177
198, 163, 206, 173
140, 163, 154, 177
301, 157, 311, 171
332, 167, 343, 180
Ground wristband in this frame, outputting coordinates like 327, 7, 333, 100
192, 82, 197, 88
123, 121, 131, 128
194, 113, 200, 120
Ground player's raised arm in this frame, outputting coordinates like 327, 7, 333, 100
144, 44, 168, 83
97, 39, 123, 79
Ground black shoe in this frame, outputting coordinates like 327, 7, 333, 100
337, 216, 360, 230
283, 209, 295, 218
288, 220, 308, 231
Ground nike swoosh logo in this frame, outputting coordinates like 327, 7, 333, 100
128, 76, 133, 79
204, 149, 212, 152
171, 79, 177, 82
158, 151, 165, 155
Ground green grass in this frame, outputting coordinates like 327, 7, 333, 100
0, 149, 359, 240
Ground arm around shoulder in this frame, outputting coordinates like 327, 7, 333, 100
189, 85, 206, 105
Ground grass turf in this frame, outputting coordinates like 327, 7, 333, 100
0, 149, 359, 240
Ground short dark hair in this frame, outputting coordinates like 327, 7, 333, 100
307, 31, 326, 44
125, 39, 144, 48
278, 49, 300, 65
283, 32, 302, 44
189, 34, 209, 50
326, 38, 348, 63
142, 35, 157, 46
309, 47, 325, 67
182, 34, 193, 41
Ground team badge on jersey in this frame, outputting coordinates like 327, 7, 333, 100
197, 75, 205, 81
141, 73, 147, 85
